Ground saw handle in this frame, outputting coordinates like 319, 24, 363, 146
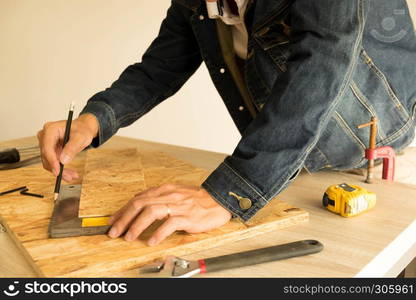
203, 240, 323, 273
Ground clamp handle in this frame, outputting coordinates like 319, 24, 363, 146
358, 117, 378, 183
203, 240, 323, 273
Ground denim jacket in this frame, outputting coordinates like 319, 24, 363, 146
81, 0, 416, 221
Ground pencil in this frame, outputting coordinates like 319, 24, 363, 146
53, 102, 75, 201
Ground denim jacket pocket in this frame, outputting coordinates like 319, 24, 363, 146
338, 48, 412, 148
245, 10, 293, 109
253, 10, 292, 73
306, 46, 416, 172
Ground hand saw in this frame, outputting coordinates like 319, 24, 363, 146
48, 184, 111, 238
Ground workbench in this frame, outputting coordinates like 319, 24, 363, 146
0, 136, 415, 277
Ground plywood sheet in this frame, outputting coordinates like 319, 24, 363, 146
141, 150, 210, 188
79, 148, 146, 217
0, 148, 308, 277
79, 149, 210, 217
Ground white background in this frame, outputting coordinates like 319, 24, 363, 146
1, 0, 415, 153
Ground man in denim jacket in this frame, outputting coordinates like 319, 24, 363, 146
38, 0, 416, 245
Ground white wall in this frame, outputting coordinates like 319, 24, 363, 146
409, 0, 416, 21
1, 0, 415, 153
0, 0, 240, 154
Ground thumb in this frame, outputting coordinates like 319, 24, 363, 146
59, 134, 91, 165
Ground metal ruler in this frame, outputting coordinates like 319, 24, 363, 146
48, 185, 110, 238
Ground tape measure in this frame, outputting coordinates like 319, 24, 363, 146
322, 183, 376, 217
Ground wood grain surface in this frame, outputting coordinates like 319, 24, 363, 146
0, 142, 308, 277
141, 150, 210, 189
79, 148, 146, 217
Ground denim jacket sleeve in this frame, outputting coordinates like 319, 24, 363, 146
202, 0, 368, 221
80, 1, 202, 146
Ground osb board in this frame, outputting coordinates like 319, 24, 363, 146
141, 150, 211, 188
79, 148, 146, 217
79, 149, 211, 217
0, 148, 308, 277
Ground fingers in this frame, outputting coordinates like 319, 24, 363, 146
109, 185, 186, 227
124, 205, 170, 242
108, 193, 181, 238
108, 197, 151, 238
106, 184, 230, 246
148, 216, 187, 246
59, 133, 91, 165
108, 184, 172, 225
108, 196, 144, 227
108, 205, 127, 226
38, 124, 78, 181
37, 124, 62, 176
62, 169, 79, 182
37, 116, 97, 176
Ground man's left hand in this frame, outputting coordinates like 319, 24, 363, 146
107, 184, 232, 246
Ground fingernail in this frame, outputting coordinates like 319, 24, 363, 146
108, 227, 118, 238
148, 237, 157, 246
60, 154, 71, 165
52, 168, 59, 176
125, 233, 133, 241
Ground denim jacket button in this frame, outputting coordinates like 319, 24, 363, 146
239, 106, 245, 111
239, 197, 252, 210
220, 68, 225, 74
199, 15, 205, 21
228, 191, 252, 210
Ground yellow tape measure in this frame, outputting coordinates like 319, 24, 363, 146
323, 183, 376, 217
81, 216, 110, 227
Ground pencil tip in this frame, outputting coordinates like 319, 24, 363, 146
54, 193, 59, 201
70, 102, 75, 111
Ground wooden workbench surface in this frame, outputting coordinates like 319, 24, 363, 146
0, 136, 415, 277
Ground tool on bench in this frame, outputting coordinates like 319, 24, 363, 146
48, 184, 110, 238
323, 183, 376, 217
0, 146, 39, 163
0, 186, 44, 198
139, 240, 323, 277
0, 146, 41, 171
20, 188, 44, 198
0, 186, 27, 196
358, 117, 396, 183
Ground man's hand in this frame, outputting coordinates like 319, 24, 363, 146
108, 184, 232, 246
37, 113, 99, 181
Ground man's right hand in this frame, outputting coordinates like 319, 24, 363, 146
37, 113, 99, 181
